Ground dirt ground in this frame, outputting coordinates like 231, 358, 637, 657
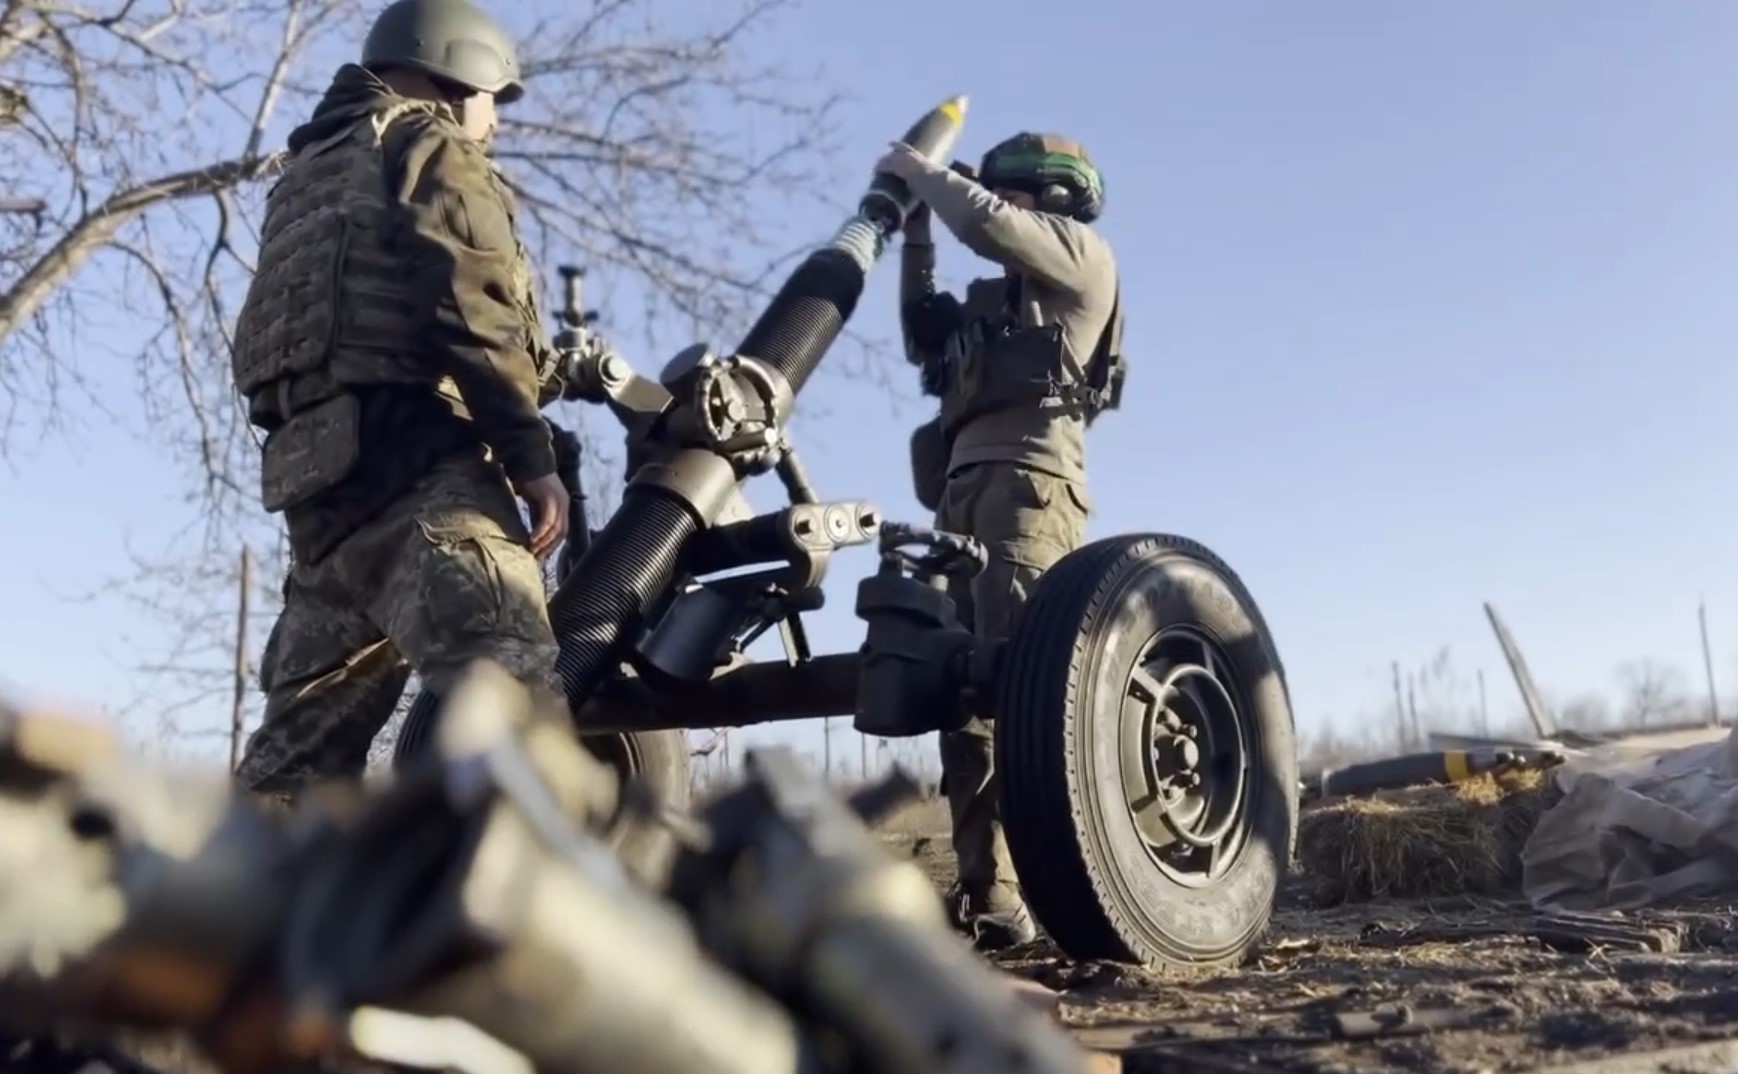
888, 799, 1738, 1074
14, 792, 1738, 1074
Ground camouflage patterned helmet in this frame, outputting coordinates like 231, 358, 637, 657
362, 0, 524, 104
978, 132, 1105, 223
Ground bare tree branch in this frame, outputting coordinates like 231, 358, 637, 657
0, 152, 281, 336
1, 0, 866, 731
2, 0, 863, 489
1616, 659, 1691, 728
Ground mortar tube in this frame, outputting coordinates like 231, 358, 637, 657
735, 94, 967, 401
542, 96, 970, 711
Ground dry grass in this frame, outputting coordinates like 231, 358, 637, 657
1296, 771, 1563, 905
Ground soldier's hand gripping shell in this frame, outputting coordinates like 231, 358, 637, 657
873, 140, 933, 183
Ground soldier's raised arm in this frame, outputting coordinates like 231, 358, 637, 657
878, 136, 1112, 298
898, 204, 961, 371
385, 115, 557, 485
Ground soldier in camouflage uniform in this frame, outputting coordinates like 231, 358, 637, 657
230, 0, 569, 800
876, 133, 1123, 950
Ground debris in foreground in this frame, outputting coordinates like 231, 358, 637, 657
0, 664, 1096, 1074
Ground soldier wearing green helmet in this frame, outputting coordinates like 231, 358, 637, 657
229, 0, 571, 801
874, 131, 1124, 951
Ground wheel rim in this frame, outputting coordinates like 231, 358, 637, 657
1117, 625, 1256, 888
582, 731, 643, 776
580, 732, 643, 846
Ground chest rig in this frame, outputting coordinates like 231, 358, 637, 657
935, 274, 1125, 442
484, 160, 556, 397
232, 100, 549, 514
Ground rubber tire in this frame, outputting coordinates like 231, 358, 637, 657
391, 692, 691, 889
996, 533, 1298, 968
574, 724, 692, 890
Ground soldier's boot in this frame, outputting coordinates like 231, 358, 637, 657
945, 880, 1037, 951
940, 722, 1038, 952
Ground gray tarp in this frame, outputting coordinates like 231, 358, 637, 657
1522, 725, 1738, 911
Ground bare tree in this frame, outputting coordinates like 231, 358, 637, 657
1, 0, 848, 493
1615, 659, 1691, 728
0, 0, 857, 729
2, 0, 307, 487
100, 521, 288, 747
1394, 645, 1494, 737
1296, 716, 1398, 774
1557, 692, 1614, 733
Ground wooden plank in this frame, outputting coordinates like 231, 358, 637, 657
1332, 1004, 1490, 1039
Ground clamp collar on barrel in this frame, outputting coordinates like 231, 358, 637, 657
692, 352, 793, 473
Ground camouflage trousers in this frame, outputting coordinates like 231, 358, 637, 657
934, 461, 1090, 909
235, 452, 561, 798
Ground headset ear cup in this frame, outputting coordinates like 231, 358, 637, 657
1039, 182, 1073, 214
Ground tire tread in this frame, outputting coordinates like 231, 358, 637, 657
997, 533, 1294, 966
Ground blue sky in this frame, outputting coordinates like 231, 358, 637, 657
4, 1, 1738, 766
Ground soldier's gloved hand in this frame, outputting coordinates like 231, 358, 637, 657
514, 472, 570, 560
874, 140, 937, 183
547, 419, 582, 479
919, 356, 947, 397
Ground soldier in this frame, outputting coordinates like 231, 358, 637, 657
875, 133, 1123, 950
229, 0, 569, 800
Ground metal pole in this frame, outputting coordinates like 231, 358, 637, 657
1701, 598, 1720, 727
823, 717, 833, 780
1391, 661, 1407, 750
1483, 602, 1560, 739
1406, 673, 1420, 749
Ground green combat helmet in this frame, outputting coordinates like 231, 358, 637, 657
978, 132, 1105, 223
362, 0, 524, 103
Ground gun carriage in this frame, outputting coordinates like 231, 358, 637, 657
391, 96, 1299, 968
